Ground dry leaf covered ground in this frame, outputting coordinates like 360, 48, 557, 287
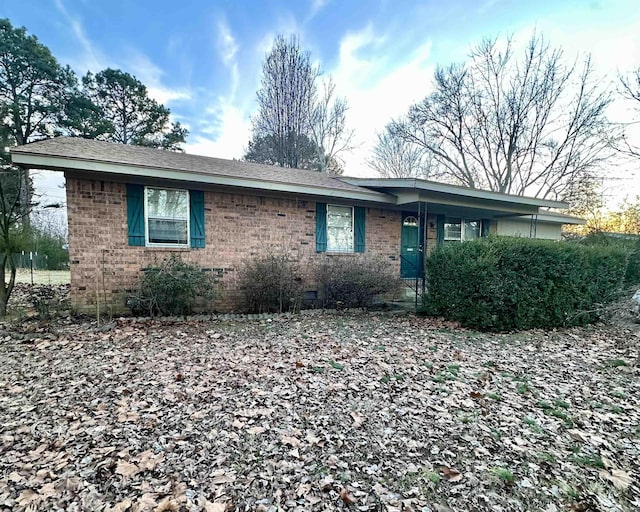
0, 312, 639, 511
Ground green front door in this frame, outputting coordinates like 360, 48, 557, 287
400, 215, 420, 278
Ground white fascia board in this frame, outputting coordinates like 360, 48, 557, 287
12, 153, 396, 205
342, 177, 568, 209
527, 213, 586, 225
394, 190, 539, 214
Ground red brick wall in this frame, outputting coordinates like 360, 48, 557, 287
425, 213, 439, 255
66, 176, 401, 313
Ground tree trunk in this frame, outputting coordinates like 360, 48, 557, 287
0, 254, 7, 317
0, 252, 16, 317
20, 168, 31, 231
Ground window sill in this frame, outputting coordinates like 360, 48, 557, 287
143, 246, 192, 251
324, 251, 358, 256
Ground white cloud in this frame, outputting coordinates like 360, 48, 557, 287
125, 51, 191, 105
53, 0, 109, 72
217, 18, 239, 66
185, 101, 251, 159
329, 26, 434, 177
254, 13, 307, 58
309, 0, 330, 18
215, 18, 240, 99
54, 0, 191, 106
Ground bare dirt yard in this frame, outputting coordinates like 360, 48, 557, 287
0, 312, 638, 511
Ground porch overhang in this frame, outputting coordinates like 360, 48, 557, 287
341, 177, 567, 218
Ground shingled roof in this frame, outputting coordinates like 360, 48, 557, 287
11, 137, 572, 212
11, 137, 367, 194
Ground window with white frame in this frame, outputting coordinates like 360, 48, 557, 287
444, 217, 482, 243
444, 218, 462, 242
327, 205, 354, 252
145, 187, 189, 246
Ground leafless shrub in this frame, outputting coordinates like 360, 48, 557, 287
315, 256, 401, 308
238, 252, 305, 313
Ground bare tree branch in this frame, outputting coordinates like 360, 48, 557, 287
247, 35, 354, 174
367, 124, 433, 178
393, 33, 614, 203
308, 77, 355, 175
617, 67, 640, 158
251, 35, 319, 169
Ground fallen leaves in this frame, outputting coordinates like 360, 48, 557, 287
439, 466, 463, 483
115, 460, 140, 478
350, 411, 365, 428
0, 313, 638, 511
339, 487, 357, 504
202, 501, 227, 512
599, 468, 633, 490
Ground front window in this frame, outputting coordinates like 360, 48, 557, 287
327, 205, 353, 252
444, 217, 482, 243
444, 218, 462, 242
464, 220, 481, 240
145, 187, 189, 246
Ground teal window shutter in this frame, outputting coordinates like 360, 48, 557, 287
481, 219, 491, 238
436, 215, 445, 246
126, 184, 145, 246
354, 206, 366, 253
316, 202, 327, 252
190, 190, 206, 248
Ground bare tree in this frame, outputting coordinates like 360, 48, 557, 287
620, 67, 640, 104
251, 35, 319, 169
0, 161, 34, 316
392, 34, 613, 201
618, 67, 640, 157
368, 124, 433, 178
309, 78, 354, 175
248, 35, 354, 173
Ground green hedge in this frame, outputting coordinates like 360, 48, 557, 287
424, 237, 628, 331
576, 232, 640, 286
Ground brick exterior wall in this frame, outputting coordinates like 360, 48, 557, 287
66, 175, 402, 314
425, 213, 439, 255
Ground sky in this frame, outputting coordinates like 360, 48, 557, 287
2, 0, 640, 210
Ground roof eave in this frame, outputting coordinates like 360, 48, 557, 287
341, 177, 568, 210
12, 152, 397, 205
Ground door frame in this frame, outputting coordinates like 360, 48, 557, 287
400, 211, 425, 278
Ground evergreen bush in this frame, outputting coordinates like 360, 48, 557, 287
577, 232, 640, 286
137, 255, 216, 316
425, 237, 628, 331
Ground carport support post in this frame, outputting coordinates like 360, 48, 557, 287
415, 201, 421, 310
421, 201, 427, 303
